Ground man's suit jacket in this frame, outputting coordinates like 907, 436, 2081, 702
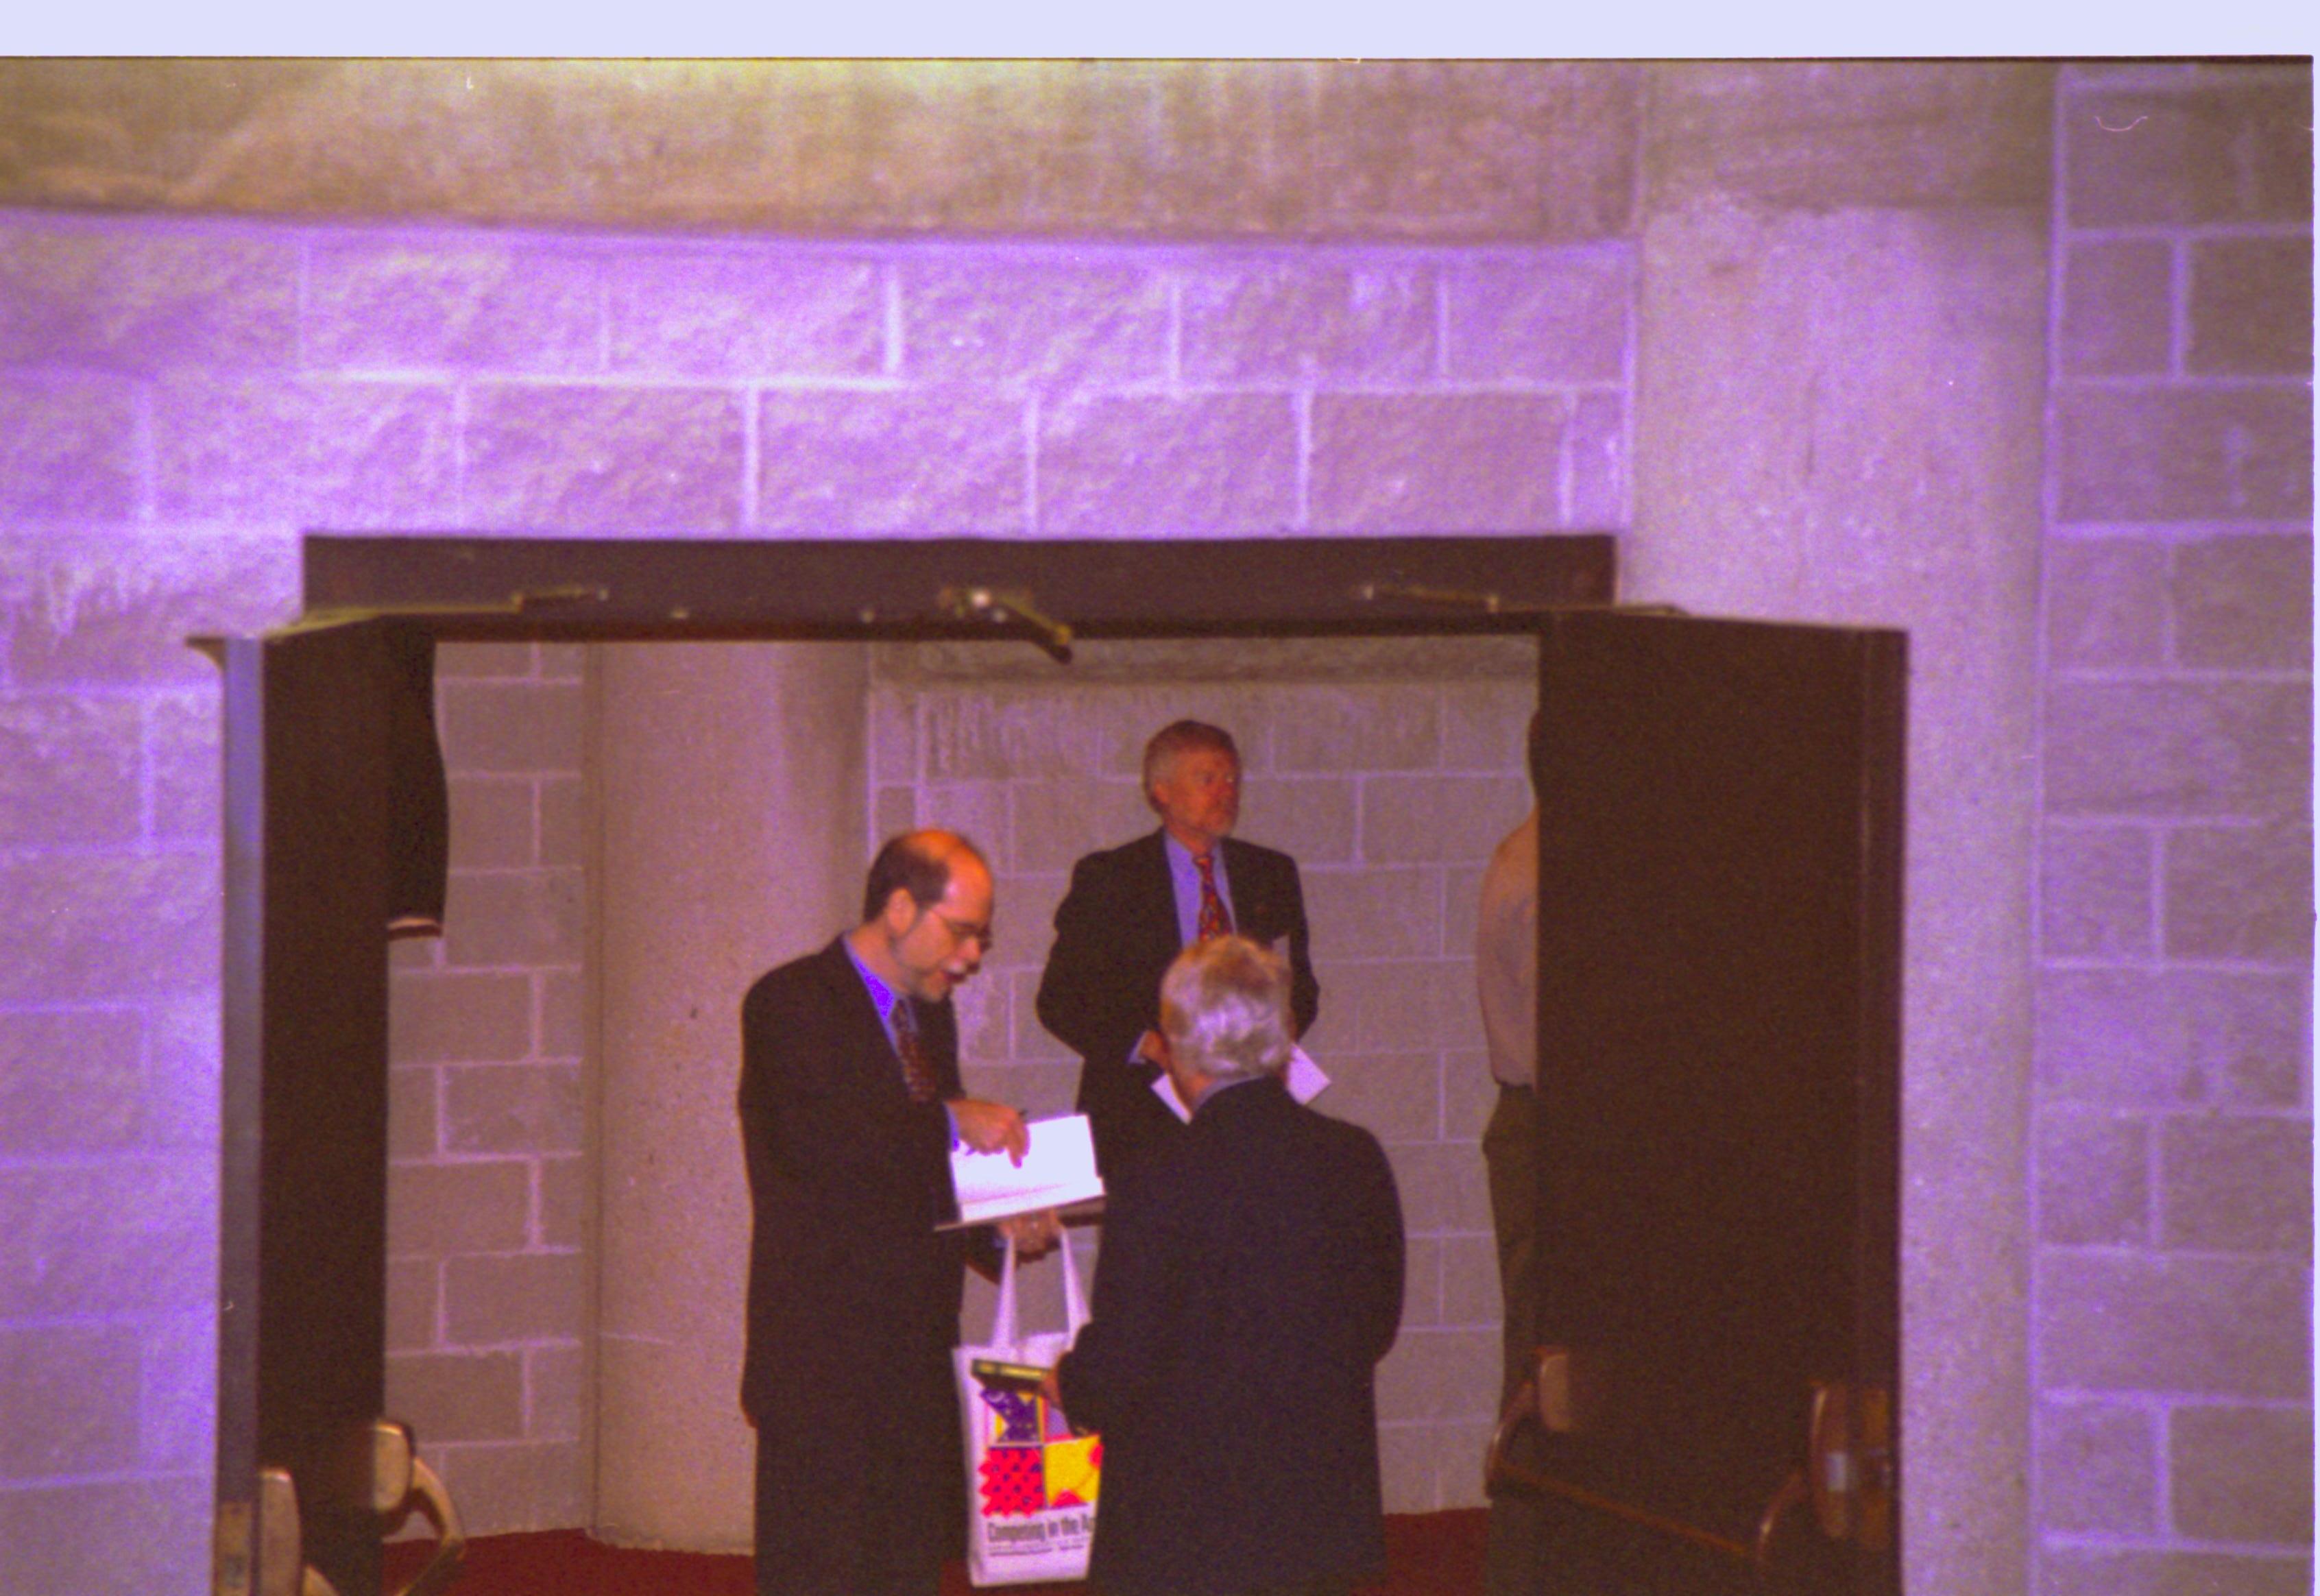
737, 938, 992, 1590
1034, 830, 1320, 1176
1054, 1076, 1404, 1596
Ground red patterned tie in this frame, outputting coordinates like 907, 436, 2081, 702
1194, 852, 1233, 942
890, 1000, 942, 1104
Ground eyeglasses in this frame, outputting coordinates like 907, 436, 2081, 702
927, 908, 995, 951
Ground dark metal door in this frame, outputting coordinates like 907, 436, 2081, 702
1522, 608, 1904, 1594
213, 621, 435, 1596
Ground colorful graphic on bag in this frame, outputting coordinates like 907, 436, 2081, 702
973, 1381, 1102, 1517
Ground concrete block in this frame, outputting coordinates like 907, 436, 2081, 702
529, 1344, 585, 1440
956, 1061, 1078, 1120
1374, 1327, 1499, 1423
2034, 1111, 2149, 1246
1564, 391, 1627, 529
387, 1159, 532, 1258
0, 1325, 141, 1475
1398, 1237, 1443, 1327
1442, 1050, 1497, 1139
2160, 1115, 2312, 1254
2045, 537, 2168, 670
899, 258, 1168, 387
0, 223, 298, 370
2044, 682, 2309, 820
537, 1155, 585, 1249
388, 1065, 437, 1160
383, 1350, 527, 1442
152, 375, 459, 527
949, 975, 1011, 1069
1329, 956, 1483, 1054
1375, 1423, 1440, 1514
0, 1157, 213, 1315
2188, 238, 2312, 376
387, 1258, 439, 1351
2058, 240, 2171, 377
438, 681, 585, 774
1037, 393, 1296, 537
1361, 775, 1530, 865
1270, 684, 1441, 773
447, 777, 535, 869
306, 239, 602, 374
2173, 534, 2312, 670
1442, 864, 1487, 958
1442, 250, 1629, 382
147, 689, 221, 846
464, 384, 744, 533
435, 643, 536, 680
0, 1477, 209, 1596
0, 1009, 143, 1155
1225, 775, 1354, 869
1011, 776, 1148, 873
1072, 684, 1276, 776
1180, 260, 1436, 385
443, 1252, 585, 1345
2035, 1399, 2156, 1533
2038, 1548, 2312, 1596
0, 692, 141, 846
1303, 868, 1443, 961
138, 1307, 217, 1471
2036, 969, 2304, 1107
433, 1440, 590, 1536
0, 852, 216, 1004
607, 252, 882, 378
1440, 679, 1536, 773
2066, 85, 2315, 226
2036, 1253, 2309, 1399
1436, 1416, 1496, 1508
757, 388, 1028, 534
0, 370, 140, 520
537, 644, 583, 681
2055, 387, 2312, 522
984, 870, 1063, 978
1009, 970, 1075, 1065
6, 531, 298, 686
389, 971, 534, 1064
1385, 1139, 1493, 1235
442, 869, 585, 968
1311, 394, 1566, 532
2170, 1403, 2314, 1543
444, 1064, 584, 1155
537, 777, 583, 869
1317, 1050, 1442, 1144
2164, 825, 2312, 963
1439, 1231, 1503, 1329
540, 971, 585, 1061
143, 995, 223, 1152
921, 694, 1096, 782
914, 780, 1008, 871
868, 689, 916, 783
2039, 825, 2155, 959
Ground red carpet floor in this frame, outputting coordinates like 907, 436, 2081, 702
385, 1509, 1488, 1595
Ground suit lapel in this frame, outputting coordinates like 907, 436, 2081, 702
1139, 830, 1183, 960
817, 938, 913, 1107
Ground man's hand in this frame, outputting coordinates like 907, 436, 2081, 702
999, 1207, 1062, 1258
951, 1098, 1029, 1163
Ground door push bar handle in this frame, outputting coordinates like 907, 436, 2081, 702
245, 1420, 466, 1596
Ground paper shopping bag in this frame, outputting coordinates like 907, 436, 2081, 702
954, 1235, 1098, 1586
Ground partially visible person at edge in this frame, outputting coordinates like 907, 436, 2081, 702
738, 830, 1061, 1596
1047, 934, 1403, 1596
1475, 712, 1547, 1595
1035, 719, 1319, 1179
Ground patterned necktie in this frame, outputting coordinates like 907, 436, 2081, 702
1194, 851, 1233, 941
890, 1000, 942, 1104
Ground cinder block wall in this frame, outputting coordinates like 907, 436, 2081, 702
873, 649, 1538, 1510
385, 641, 591, 1527
2033, 64, 2314, 1591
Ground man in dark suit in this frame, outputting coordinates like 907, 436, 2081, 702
1048, 935, 1404, 1596
738, 830, 1057, 1596
1035, 719, 1320, 1177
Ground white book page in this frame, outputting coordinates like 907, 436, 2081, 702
945, 1112, 1107, 1228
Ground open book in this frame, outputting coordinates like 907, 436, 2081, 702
945, 1112, 1107, 1229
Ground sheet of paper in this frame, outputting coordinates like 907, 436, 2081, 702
946, 1112, 1107, 1228
1150, 1045, 1331, 1124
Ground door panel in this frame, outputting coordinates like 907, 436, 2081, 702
1529, 609, 1903, 1593
215, 622, 415, 1596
